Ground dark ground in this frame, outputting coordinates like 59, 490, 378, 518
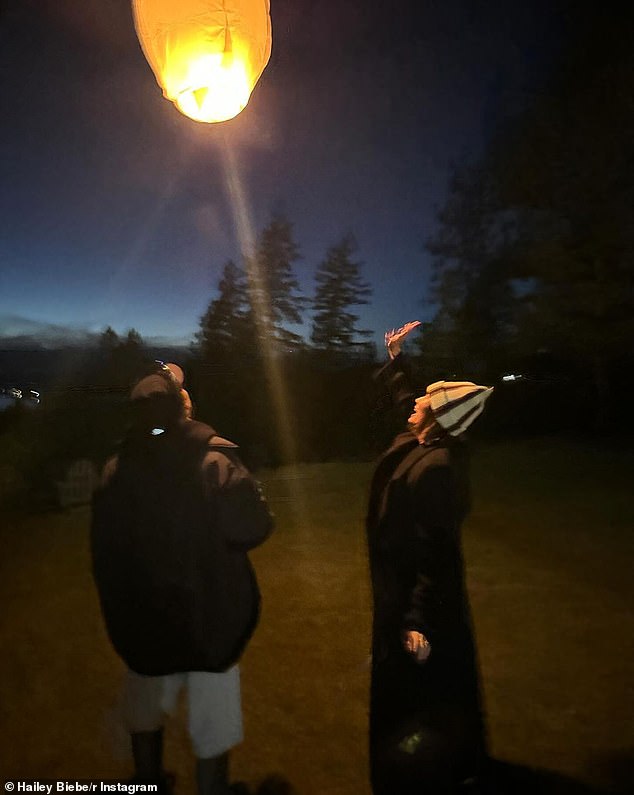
1, 439, 632, 793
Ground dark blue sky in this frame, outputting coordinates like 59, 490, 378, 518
1, 0, 559, 347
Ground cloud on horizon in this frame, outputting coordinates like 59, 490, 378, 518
0, 315, 190, 349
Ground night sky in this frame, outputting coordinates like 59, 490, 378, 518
1, 0, 560, 347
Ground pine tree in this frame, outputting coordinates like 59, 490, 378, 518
311, 236, 372, 354
425, 161, 516, 377
248, 214, 305, 349
493, 11, 634, 425
197, 260, 253, 358
121, 328, 144, 353
98, 326, 119, 352
425, 8, 634, 425
94, 326, 148, 389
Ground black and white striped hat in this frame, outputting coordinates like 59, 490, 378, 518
426, 380, 494, 436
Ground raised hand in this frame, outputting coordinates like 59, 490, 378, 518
385, 320, 421, 359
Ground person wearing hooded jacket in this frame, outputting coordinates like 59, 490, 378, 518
367, 323, 494, 795
91, 363, 273, 795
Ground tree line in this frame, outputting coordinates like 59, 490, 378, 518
190, 216, 376, 466
420, 7, 634, 432
0, 220, 379, 507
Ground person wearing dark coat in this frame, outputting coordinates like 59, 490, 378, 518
366, 322, 494, 794
91, 362, 273, 795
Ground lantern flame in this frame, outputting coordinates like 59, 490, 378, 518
175, 54, 251, 123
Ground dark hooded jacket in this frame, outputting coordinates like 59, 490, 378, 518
91, 419, 273, 676
367, 355, 487, 793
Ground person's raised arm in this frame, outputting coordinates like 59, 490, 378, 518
375, 320, 422, 423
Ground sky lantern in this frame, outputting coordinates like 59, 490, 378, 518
132, 0, 272, 123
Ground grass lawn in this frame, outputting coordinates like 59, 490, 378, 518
0, 439, 632, 793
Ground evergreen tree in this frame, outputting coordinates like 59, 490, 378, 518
310, 236, 372, 354
425, 7, 634, 426
197, 260, 253, 358
493, 9, 634, 424
98, 326, 119, 353
94, 326, 148, 389
194, 260, 264, 453
425, 161, 516, 377
248, 214, 306, 350
120, 328, 144, 357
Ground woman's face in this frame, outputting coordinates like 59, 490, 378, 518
407, 395, 432, 431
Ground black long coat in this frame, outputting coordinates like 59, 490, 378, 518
367, 356, 487, 794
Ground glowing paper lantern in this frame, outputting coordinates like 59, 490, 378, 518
132, 0, 272, 123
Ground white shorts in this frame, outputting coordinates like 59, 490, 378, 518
122, 666, 243, 758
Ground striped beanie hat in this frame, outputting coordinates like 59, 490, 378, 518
426, 380, 494, 436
